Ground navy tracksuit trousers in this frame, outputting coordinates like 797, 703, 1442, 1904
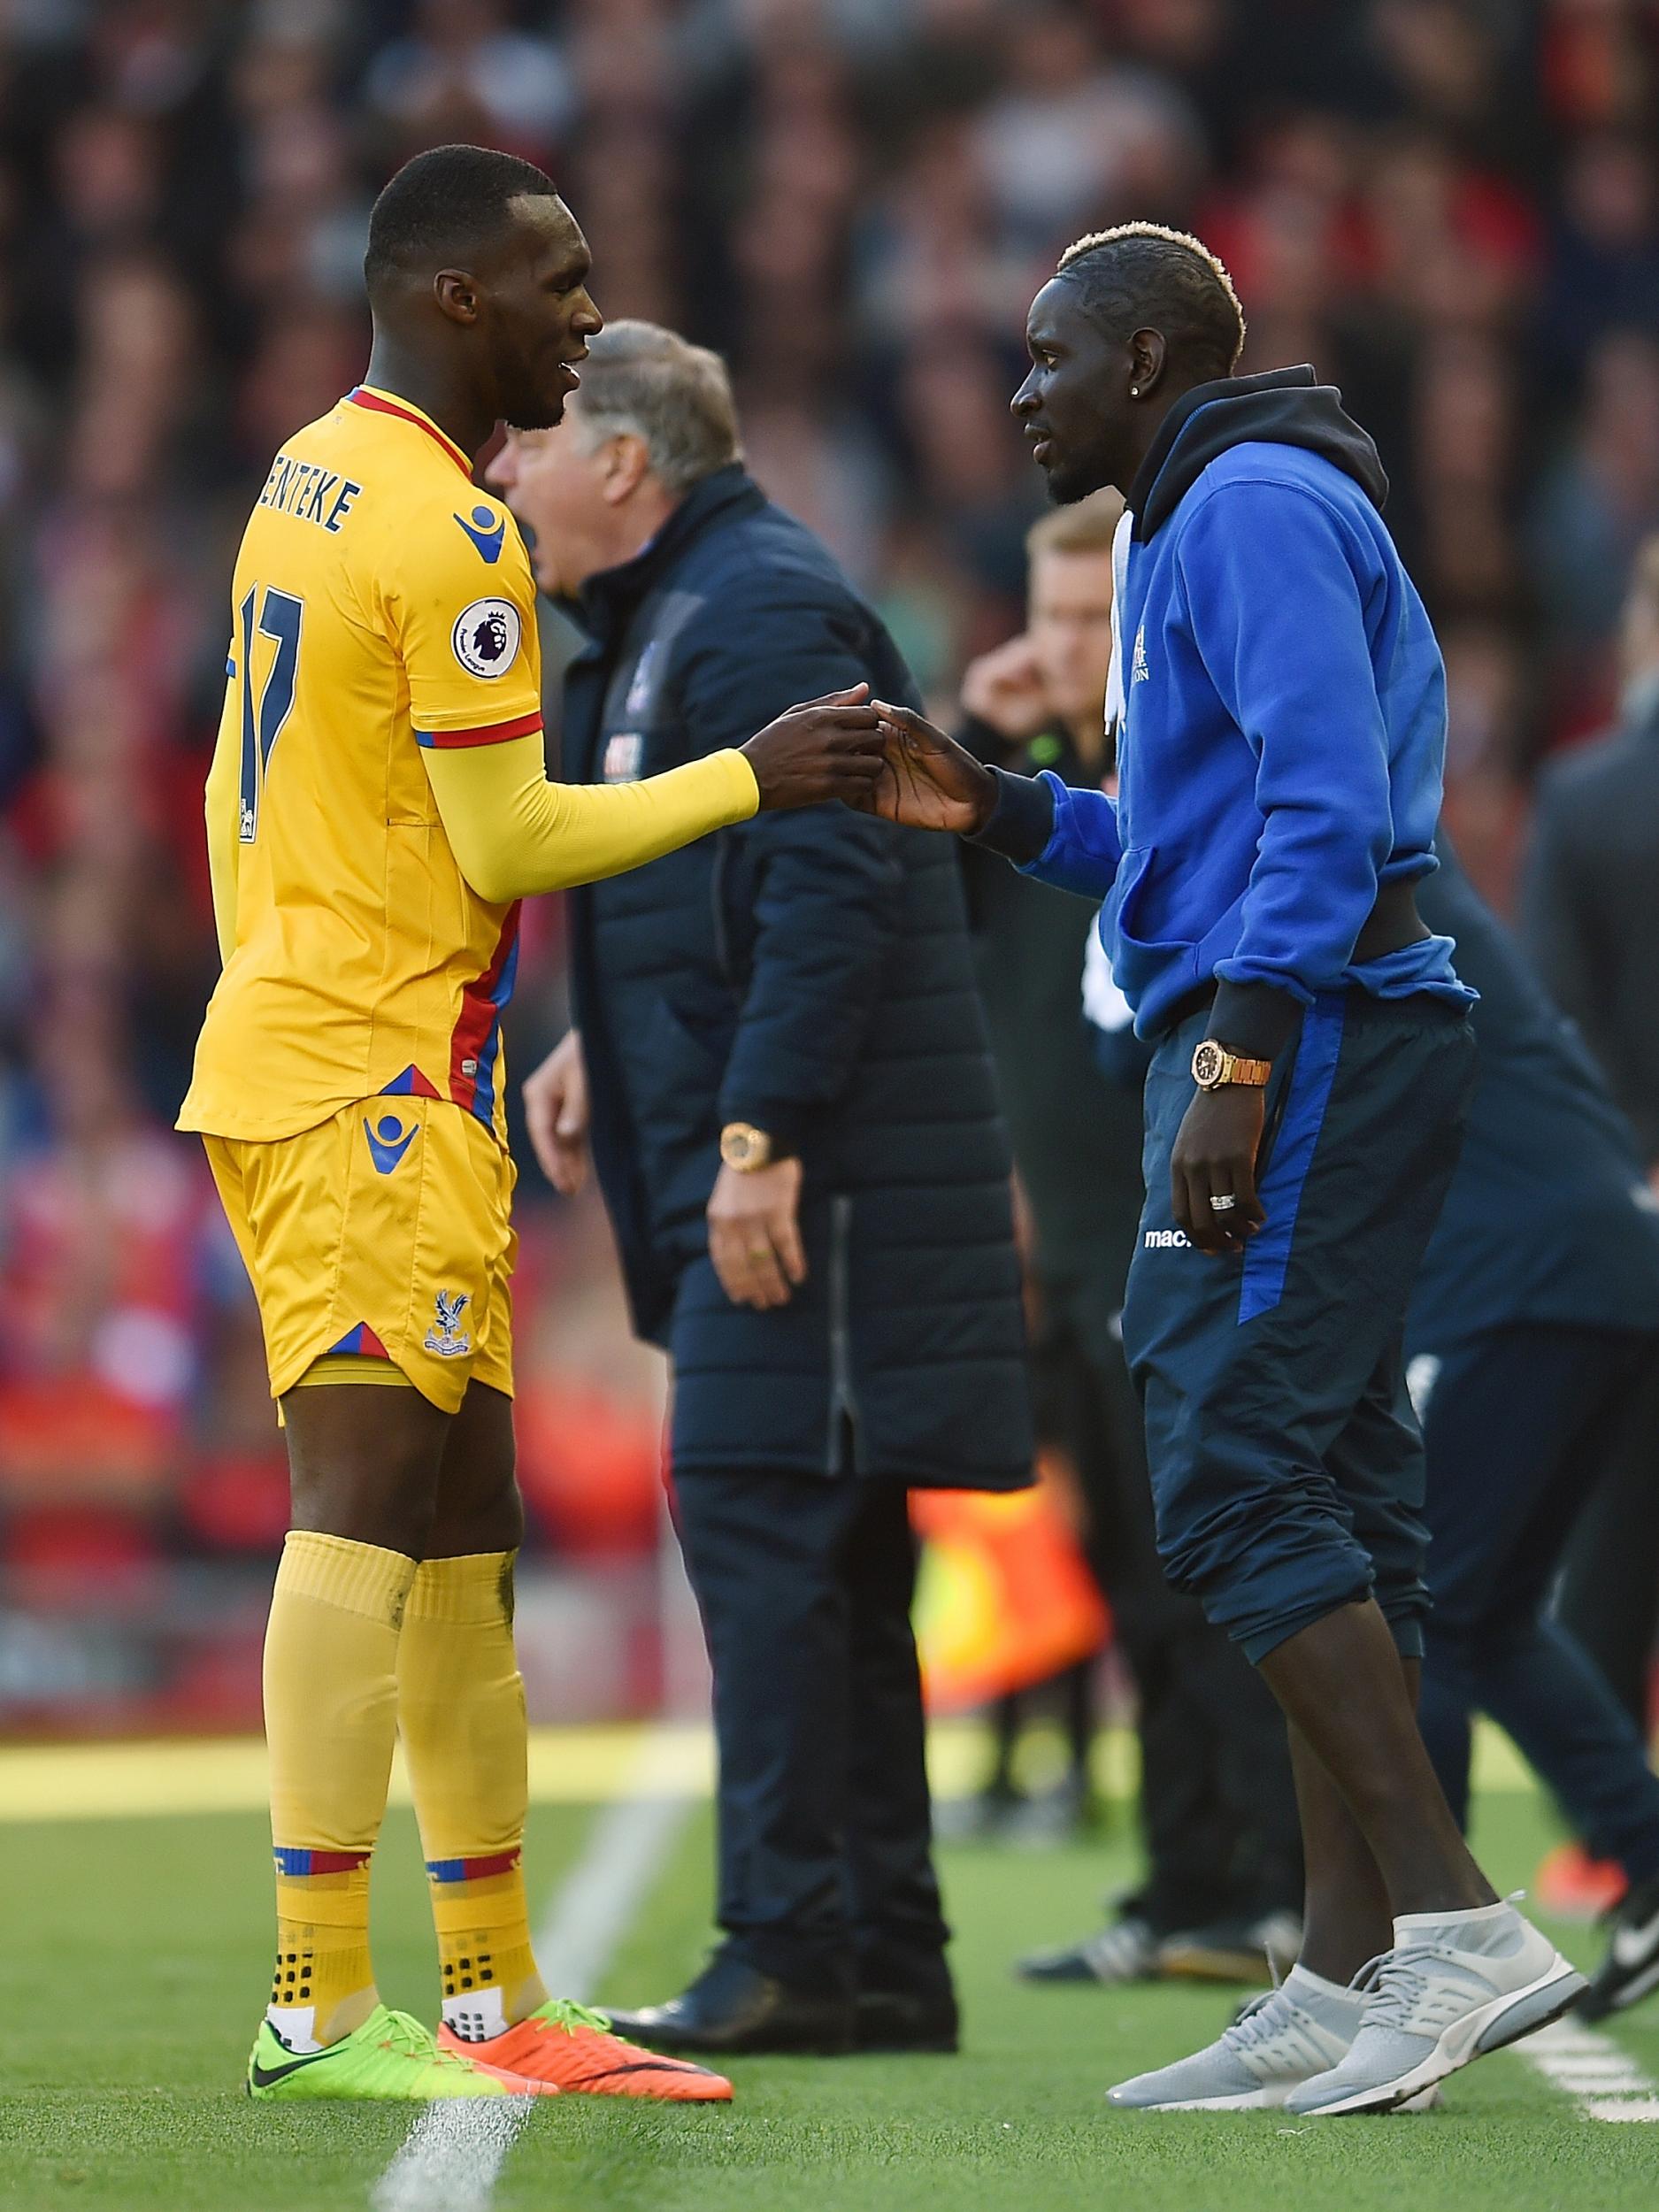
1122, 990, 1476, 1663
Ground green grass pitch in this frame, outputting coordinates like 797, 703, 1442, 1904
2, 1775, 1657, 2210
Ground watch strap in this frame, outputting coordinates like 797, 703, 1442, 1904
1192, 1039, 1273, 1090
1221, 1052, 1273, 1087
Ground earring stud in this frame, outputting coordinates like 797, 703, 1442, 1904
1130, 385, 1141, 396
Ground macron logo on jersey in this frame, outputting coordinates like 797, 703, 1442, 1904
364, 1113, 419, 1174
1142, 1227, 1191, 1249
454, 505, 506, 564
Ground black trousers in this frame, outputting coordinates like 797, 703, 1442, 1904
1556, 1345, 1659, 1737
1416, 1323, 1659, 1880
1036, 1293, 1303, 1932
671, 1466, 950, 1998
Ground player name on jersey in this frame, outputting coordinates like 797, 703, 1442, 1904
256, 450, 365, 534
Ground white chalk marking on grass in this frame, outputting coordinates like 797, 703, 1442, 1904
531, 1778, 695, 2001
372, 2101, 534, 2212
1516, 2017, 1659, 2123
372, 1730, 695, 2212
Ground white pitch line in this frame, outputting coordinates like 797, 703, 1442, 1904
371, 2101, 534, 2212
1515, 2016, 1659, 2123
372, 1730, 695, 2212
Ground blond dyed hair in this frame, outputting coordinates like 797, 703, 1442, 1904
1056, 221, 1246, 379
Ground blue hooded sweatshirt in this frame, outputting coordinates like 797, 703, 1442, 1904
976, 365, 1472, 1056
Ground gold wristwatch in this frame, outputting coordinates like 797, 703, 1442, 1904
720, 1121, 774, 1171
1191, 1039, 1272, 1092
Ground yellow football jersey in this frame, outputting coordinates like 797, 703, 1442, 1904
179, 385, 542, 1148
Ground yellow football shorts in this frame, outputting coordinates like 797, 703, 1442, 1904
204, 1096, 516, 1414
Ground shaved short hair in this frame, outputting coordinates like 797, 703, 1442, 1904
365, 143, 560, 294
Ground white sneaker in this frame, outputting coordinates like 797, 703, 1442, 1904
1108, 1965, 1362, 2109
1284, 1901, 1586, 2116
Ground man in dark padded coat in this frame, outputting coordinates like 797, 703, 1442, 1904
490, 323, 1032, 2057
1522, 534, 1659, 1759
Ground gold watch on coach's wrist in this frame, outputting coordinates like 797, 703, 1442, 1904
1191, 1039, 1273, 1092
720, 1121, 774, 1172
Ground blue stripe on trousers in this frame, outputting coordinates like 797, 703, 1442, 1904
1238, 992, 1347, 1325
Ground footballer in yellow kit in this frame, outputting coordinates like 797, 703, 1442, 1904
178, 364, 776, 1410
180, 382, 550, 1409
179, 345, 884, 1416
188, 142, 895, 2108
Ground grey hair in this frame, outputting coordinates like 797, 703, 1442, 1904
568, 320, 742, 494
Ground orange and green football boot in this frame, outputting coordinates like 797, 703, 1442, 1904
437, 1997, 733, 2101
249, 2003, 531, 2101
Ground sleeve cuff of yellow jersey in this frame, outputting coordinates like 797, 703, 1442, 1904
712, 747, 761, 820
416, 710, 544, 750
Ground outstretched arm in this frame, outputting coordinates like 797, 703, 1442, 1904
424, 689, 887, 904
867, 703, 1123, 900
423, 730, 757, 902
397, 518, 885, 905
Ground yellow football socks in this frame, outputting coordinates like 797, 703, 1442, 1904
264, 1530, 417, 2047
397, 1550, 548, 2036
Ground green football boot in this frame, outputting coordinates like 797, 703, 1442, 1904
248, 2003, 520, 2100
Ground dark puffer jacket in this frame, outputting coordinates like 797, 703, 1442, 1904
560, 465, 1032, 1488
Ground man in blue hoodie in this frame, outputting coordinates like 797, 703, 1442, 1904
861, 221, 1583, 2115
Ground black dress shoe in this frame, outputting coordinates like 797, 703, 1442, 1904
603, 1950, 856, 2056
855, 1983, 959, 2053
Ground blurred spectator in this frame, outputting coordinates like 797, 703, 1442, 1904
1540, 132, 1659, 364
1436, 616, 1537, 912
972, 2, 1202, 244
362, 0, 575, 165
1529, 332, 1659, 722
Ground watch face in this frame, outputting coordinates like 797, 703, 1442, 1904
722, 1124, 768, 1170
1192, 1040, 1225, 1088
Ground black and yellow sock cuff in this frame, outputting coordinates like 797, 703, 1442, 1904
405, 1550, 517, 1628
276, 1531, 418, 1624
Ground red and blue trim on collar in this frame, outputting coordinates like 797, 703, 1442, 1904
344, 385, 473, 479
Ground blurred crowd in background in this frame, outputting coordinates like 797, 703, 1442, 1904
3, 0, 1659, 1730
